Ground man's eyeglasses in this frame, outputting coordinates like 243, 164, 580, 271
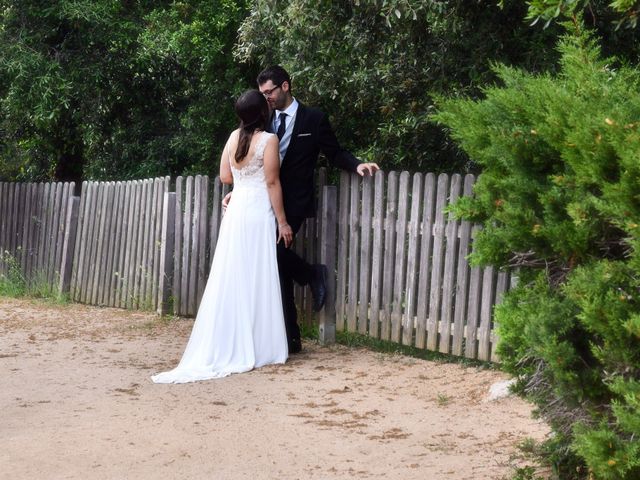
261, 84, 282, 97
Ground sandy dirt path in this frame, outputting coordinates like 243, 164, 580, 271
1, 297, 548, 480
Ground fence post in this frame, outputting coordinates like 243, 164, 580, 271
318, 185, 337, 345
158, 192, 176, 315
58, 196, 80, 295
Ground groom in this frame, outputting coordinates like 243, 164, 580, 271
256, 65, 379, 354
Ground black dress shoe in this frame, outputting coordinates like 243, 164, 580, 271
288, 340, 302, 354
310, 264, 328, 312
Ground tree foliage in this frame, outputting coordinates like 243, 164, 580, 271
1, 1, 640, 181
433, 26, 640, 479
235, 0, 561, 173
522, 0, 640, 29
0, 0, 250, 183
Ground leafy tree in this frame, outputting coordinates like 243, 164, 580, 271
433, 25, 640, 479
0, 0, 250, 183
235, 0, 561, 173
519, 0, 640, 64
522, 0, 640, 29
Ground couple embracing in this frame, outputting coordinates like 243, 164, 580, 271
152, 66, 379, 384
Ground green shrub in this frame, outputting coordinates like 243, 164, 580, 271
433, 23, 640, 480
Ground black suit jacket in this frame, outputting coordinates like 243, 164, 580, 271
271, 103, 360, 218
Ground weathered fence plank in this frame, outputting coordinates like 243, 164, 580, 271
427, 174, 449, 350
80, 182, 96, 303
181, 176, 193, 316
158, 192, 176, 316
452, 175, 475, 356
117, 181, 134, 308
346, 174, 360, 332
0, 183, 8, 274
402, 173, 424, 346
391, 171, 410, 343
152, 178, 168, 309
96, 182, 114, 305
71, 182, 87, 301
381, 171, 398, 341
438, 174, 462, 354
187, 176, 201, 315
318, 186, 337, 344
336, 171, 350, 330
106, 182, 123, 306
0, 183, 7, 274
19, 183, 32, 274
465, 225, 483, 359
139, 180, 152, 308
196, 176, 209, 307
59, 196, 80, 294
358, 174, 374, 335
8, 183, 18, 262
478, 266, 495, 362
368, 171, 385, 339
37, 182, 50, 276
123, 181, 140, 308
26, 184, 40, 278
54, 183, 70, 286
47, 182, 63, 283
173, 177, 183, 315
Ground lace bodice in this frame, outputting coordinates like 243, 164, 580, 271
230, 131, 272, 189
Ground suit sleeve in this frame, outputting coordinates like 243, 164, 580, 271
317, 111, 360, 173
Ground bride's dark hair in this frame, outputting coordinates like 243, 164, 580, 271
234, 90, 270, 162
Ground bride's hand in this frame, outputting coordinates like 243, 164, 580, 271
222, 192, 232, 215
278, 223, 294, 248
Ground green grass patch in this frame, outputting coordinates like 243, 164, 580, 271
301, 320, 495, 369
0, 252, 69, 305
335, 330, 494, 368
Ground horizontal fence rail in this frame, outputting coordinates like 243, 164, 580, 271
0, 170, 509, 362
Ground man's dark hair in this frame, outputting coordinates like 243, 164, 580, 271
257, 65, 291, 88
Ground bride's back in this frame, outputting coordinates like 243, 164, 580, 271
228, 130, 272, 187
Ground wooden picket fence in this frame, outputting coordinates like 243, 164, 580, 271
335, 171, 509, 362
0, 170, 509, 362
69, 178, 171, 309
0, 181, 76, 288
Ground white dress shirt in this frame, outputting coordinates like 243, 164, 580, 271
273, 98, 299, 163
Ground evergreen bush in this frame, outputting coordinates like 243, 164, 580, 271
433, 23, 640, 480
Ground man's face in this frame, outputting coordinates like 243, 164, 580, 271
259, 80, 289, 111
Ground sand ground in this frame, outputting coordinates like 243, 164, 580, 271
1, 297, 549, 480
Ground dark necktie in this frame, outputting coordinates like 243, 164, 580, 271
276, 112, 287, 140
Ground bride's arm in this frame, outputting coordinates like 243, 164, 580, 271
264, 135, 293, 247
219, 134, 234, 185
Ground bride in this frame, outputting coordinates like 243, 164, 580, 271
152, 90, 293, 383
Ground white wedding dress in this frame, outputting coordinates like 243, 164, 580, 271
152, 131, 288, 383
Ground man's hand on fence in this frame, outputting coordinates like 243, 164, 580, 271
356, 162, 380, 177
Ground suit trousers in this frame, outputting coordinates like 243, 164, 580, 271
277, 216, 314, 350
